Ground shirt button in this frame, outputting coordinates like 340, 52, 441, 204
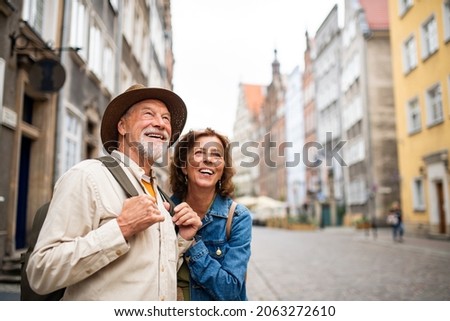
116, 250, 122, 256
161, 266, 165, 272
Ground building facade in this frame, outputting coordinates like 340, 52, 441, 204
0, 0, 175, 279
303, 31, 320, 223
313, 5, 344, 226
341, 0, 399, 224
232, 83, 265, 197
258, 50, 287, 201
284, 66, 306, 217
388, 0, 450, 238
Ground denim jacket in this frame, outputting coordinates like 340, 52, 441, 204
172, 194, 252, 301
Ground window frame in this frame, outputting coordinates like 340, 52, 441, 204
421, 14, 439, 60
406, 96, 421, 134
443, 0, 450, 42
402, 34, 417, 74
62, 107, 83, 174
425, 82, 444, 127
398, 0, 413, 17
412, 177, 426, 211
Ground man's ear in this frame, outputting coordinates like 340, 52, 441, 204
117, 117, 126, 136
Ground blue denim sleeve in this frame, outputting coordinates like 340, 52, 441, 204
185, 205, 252, 300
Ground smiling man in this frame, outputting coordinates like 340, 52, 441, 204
26, 84, 202, 301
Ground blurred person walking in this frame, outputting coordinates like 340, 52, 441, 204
388, 201, 404, 242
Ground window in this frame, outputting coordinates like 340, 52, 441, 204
345, 136, 365, 166
63, 110, 82, 173
399, 0, 413, 16
444, 0, 450, 42
342, 96, 363, 130
70, 0, 88, 60
421, 15, 438, 59
88, 23, 102, 79
407, 97, 421, 134
402, 35, 417, 73
103, 44, 114, 92
109, 0, 119, 13
22, 0, 44, 34
348, 178, 367, 205
426, 83, 443, 126
412, 177, 425, 211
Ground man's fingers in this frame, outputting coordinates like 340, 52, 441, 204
163, 201, 171, 211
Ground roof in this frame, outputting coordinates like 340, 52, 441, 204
359, 0, 389, 30
243, 84, 265, 115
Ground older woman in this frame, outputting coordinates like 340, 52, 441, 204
169, 128, 252, 301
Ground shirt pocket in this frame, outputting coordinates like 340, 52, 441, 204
204, 239, 228, 263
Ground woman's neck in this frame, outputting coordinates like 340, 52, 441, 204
185, 188, 216, 218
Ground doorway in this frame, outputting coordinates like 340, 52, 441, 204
436, 181, 446, 234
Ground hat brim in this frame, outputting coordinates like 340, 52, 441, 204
101, 87, 187, 153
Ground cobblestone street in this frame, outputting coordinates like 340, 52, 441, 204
247, 226, 450, 301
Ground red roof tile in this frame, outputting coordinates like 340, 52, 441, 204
243, 84, 265, 115
359, 0, 389, 30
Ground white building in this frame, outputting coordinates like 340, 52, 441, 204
284, 66, 306, 216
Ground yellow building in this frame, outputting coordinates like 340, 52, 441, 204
388, 0, 450, 238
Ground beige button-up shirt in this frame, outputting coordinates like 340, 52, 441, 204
26, 151, 192, 300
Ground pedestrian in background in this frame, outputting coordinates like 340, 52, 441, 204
26, 84, 202, 300
169, 128, 252, 301
388, 201, 404, 242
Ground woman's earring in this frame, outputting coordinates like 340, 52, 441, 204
184, 175, 188, 185
218, 180, 222, 190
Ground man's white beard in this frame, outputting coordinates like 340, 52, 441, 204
138, 137, 167, 161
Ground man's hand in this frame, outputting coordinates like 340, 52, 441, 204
171, 202, 202, 241
117, 195, 165, 240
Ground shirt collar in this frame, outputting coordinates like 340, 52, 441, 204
110, 150, 157, 183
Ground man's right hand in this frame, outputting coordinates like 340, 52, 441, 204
117, 195, 165, 240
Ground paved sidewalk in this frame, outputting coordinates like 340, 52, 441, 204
246, 226, 450, 301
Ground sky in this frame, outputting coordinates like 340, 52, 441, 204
171, 0, 345, 138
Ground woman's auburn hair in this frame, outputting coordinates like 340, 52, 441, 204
169, 128, 235, 199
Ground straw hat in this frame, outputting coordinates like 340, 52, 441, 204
100, 84, 187, 153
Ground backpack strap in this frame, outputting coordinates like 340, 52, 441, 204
97, 155, 142, 197
98, 155, 175, 218
226, 201, 238, 240
157, 186, 176, 217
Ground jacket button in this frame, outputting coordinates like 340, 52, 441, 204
216, 248, 222, 256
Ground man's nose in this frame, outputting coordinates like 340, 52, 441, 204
151, 114, 165, 128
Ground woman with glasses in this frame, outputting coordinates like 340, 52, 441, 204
169, 128, 252, 301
